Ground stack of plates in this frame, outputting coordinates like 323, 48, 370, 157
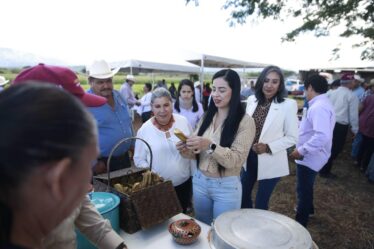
209, 209, 314, 249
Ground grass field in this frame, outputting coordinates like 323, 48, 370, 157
0, 68, 199, 97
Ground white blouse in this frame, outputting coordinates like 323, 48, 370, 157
134, 114, 195, 186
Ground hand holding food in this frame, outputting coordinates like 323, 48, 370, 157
174, 128, 187, 142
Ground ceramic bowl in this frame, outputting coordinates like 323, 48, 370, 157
168, 218, 201, 245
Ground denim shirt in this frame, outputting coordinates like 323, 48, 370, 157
87, 89, 133, 157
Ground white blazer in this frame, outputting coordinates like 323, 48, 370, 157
246, 95, 299, 180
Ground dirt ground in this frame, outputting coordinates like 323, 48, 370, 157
269, 141, 374, 249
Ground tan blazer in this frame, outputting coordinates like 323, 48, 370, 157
246, 95, 299, 180
42, 195, 124, 249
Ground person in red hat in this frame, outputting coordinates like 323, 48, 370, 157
12, 64, 128, 249
0, 84, 98, 249
320, 73, 359, 178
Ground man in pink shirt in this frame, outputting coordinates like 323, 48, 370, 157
120, 74, 140, 109
290, 74, 335, 227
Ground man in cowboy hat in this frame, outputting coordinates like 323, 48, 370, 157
0, 75, 10, 92
87, 60, 133, 174
120, 74, 140, 109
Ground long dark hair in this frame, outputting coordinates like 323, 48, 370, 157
255, 65, 286, 105
197, 69, 245, 175
0, 83, 96, 243
174, 79, 199, 113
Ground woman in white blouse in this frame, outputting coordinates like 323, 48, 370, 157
134, 88, 194, 213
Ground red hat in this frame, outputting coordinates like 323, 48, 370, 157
340, 73, 354, 81
13, 63, 106, 107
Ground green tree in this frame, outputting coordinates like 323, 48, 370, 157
186, 0, 374, 60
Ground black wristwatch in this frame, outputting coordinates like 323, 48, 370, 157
207, 143, 216, 154
115, 242, 127, 249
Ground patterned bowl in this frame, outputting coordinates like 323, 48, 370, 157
168, 218, 201, 245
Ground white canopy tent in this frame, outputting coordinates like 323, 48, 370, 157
186, 54, 269, 100
110, 59, 200, 87
111, 59, 200, 75
187, 54, 269, 69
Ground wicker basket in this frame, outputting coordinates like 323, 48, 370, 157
93, 137, 182, 234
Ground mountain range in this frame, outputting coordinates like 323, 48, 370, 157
0, 47, 67, 68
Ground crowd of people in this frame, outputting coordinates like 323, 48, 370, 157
0, 61, 373, 249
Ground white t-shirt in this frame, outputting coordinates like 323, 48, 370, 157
327, 86, 359, 134
134, 114, 195, 186
140, 92, 152, 113
173, 102, 204, 130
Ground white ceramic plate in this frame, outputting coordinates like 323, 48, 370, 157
211, 209, 313, 249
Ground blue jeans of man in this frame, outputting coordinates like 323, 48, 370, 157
351, 132, 363, 159
241, 150, 280, 210
193, 169, 242, 225
296, 164, 317, 227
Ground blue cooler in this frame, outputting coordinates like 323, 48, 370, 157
76, 192, 120, 249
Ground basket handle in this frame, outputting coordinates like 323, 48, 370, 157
106, 137, 153, 188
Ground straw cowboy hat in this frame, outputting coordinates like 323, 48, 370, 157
88, 60, 120, 79
0, 76, 9, 86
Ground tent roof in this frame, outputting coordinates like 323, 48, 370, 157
187, 54, 268, 68
111, 59, 200, 74
305, 67, 374, 73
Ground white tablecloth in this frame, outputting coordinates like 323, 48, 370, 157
120, 214, 211, 249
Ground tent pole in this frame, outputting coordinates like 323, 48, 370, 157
152, 72, 155, 89
200, 54, 204, 102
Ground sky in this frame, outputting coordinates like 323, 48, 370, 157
0, 0, 372, 71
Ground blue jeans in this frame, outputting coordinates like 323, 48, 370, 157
351, 132, 363, 159
295, 164, 317, 227
241, 150, 280, 210
193, 170, 242, 225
